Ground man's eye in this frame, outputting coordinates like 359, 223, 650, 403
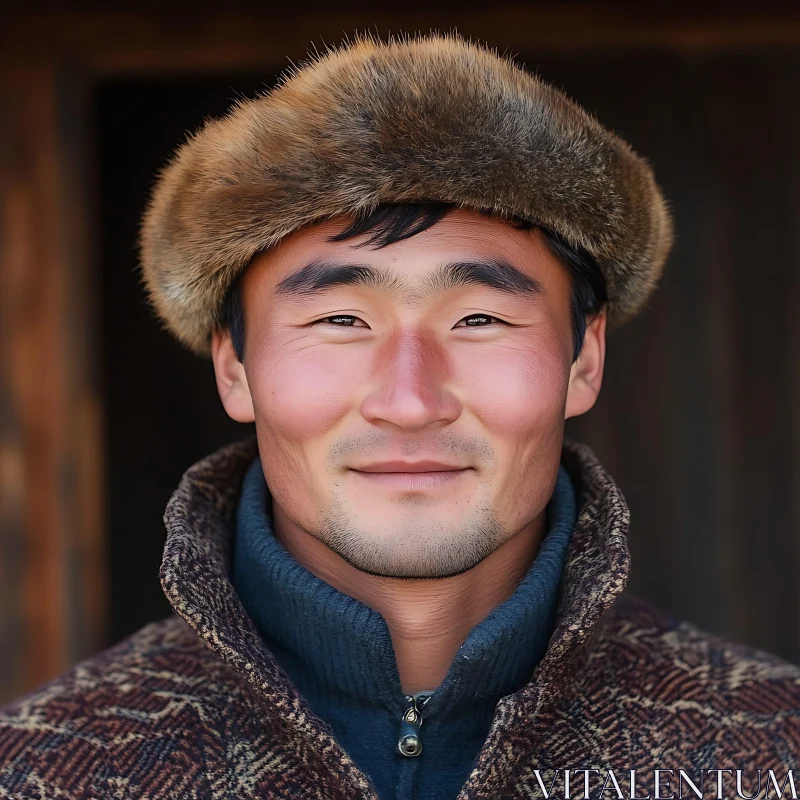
454, 314, 504, 327
312, 315, 365, 327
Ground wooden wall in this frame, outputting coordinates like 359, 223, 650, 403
1, 3, 799, 704
0, 65, 105, 702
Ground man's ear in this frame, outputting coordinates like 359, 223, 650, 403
564, 309, 607, 420
211, 328, 255, 423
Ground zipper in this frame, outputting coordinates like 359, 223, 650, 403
396, 691, 433, 757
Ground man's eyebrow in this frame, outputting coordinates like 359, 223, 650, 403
274, 258, 545, 301
425, 259, 545, 298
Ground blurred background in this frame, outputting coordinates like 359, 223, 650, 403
1, 1, 799, 705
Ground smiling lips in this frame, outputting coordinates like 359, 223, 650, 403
355, 460, 466, 473
351, 460, 471, 489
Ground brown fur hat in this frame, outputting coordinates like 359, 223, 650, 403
139, 31, 673, 356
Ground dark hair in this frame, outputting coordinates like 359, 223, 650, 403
217, 203, 607, 364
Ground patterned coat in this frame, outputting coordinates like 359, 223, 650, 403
0, 436, 798, 799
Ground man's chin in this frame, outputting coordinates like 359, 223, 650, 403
330, 545, 490, 581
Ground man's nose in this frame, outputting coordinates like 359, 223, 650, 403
358, 327, 463, 433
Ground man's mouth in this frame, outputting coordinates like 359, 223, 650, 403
353, 459, 469, 473
349, 467, 472, 490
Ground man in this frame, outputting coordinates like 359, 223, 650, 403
1, 31, 798, 800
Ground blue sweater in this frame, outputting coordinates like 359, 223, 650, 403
232, 457, 577, 800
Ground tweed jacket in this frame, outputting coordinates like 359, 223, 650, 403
1, 436, 799, 799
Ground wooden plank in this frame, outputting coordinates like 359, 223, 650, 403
2, 7, 800, 75
779, 57, 800, 653
0, 66, 106, 703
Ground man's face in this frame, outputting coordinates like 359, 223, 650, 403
213, 209, 605, 580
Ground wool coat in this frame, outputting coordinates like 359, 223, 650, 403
1, 435, 798, 799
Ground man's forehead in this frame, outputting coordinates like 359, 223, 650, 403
248, 211, 557, 303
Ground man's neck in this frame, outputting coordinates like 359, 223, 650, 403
270, 505, 546, 695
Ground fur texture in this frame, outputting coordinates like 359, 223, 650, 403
139, 31, 674, 355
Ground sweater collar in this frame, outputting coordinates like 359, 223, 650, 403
159, 435, 630, 797
230, 453, 577, 719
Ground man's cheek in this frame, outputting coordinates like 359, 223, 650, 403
253, 354, 356, 439
460, 349, 566, 429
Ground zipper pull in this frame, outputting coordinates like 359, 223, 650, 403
397, 692, 433, 757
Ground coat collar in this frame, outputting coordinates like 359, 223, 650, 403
159, 435, 631, 797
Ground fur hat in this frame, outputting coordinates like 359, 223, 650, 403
139, 32, 674, 356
